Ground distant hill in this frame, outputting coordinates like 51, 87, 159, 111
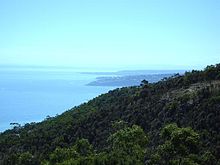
87, 74, 173, 86
84, 69, 186, 87
0, 64, 220, 164
81, 69, 186, 76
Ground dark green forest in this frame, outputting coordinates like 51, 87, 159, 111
0, 64, 220, 165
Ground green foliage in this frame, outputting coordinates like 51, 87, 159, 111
1, 152, 38, 165
148, 124, 216, 165
1, 63, 220, 164
43, 124, 148, 165
160, 124, 200, 156
200, 151, 217, 165
48, 147, 79, 164
18, 152, 35, 165
45, 138, 94, 165
74, 139, 93, 156
108, 125, 148, 165
111, 120, 129, 131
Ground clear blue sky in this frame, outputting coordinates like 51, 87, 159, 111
0, 0, 219, 70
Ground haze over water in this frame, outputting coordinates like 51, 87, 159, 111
0, 67, 117, 132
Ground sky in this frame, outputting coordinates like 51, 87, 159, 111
0, 0, 219, 70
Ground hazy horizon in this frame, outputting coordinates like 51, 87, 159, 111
0, 63, 204, 72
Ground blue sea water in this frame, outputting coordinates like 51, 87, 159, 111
0, 69, 116, 132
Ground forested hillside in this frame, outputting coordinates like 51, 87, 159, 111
0, 64, 220, 165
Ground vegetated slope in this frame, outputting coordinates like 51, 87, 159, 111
0, 64, 220, 164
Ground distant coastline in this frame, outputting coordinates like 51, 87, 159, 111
80, 69, 186, 76
86, 74, 174, 86
85, 70, 186, 86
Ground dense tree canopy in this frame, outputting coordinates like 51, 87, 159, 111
0, 64, 220, 164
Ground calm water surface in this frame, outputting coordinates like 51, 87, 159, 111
0, 69, 116, 132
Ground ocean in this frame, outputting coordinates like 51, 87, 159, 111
0, 68, 117, 132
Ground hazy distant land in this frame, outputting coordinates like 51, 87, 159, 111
87, 74, 172, 86
85, 70, 186, 86
81, 70, 186, 76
